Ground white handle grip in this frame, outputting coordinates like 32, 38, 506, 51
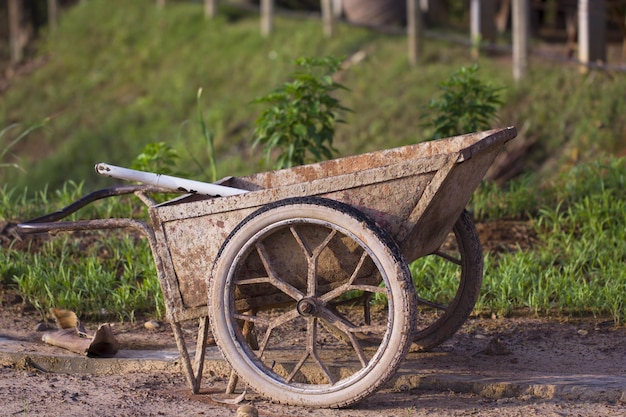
95, 163, 248, 197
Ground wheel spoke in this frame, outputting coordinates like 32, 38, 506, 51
317, 305, 373, 367
233, 312, 269, 326
416, 295, 447, 311
433, 250, 461, 265
253, 241, 304, 301
290, 226, 338, 297
258, 308, 301, 356
319, 251, 371, 303
286, 317, 336, 384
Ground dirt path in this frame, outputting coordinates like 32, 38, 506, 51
2, 313, 626, 416
1, 366, 623, 417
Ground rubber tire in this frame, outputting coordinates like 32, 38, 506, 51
412, 210, 483, 350
208, 197, 417, 408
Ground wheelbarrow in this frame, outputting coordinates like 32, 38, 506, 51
17, 126, 517, 408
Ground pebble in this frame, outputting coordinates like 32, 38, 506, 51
144, 320, 162, 330
236, 404, 258, 417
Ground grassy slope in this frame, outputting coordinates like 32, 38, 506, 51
1, 0, 625, 192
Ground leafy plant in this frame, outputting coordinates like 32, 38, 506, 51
425, 64, 503, 139
252, 56, 351, 169
131, 142, 184, 176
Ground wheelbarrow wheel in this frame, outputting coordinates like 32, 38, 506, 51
412, 210, 483, 350
209, 197, 417, 408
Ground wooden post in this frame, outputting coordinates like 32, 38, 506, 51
481, 0, 497, 44
321, 0, 334, 37
578, 0, 606, 71
470, 0, 480, 58
8, 0, 23, 65
47, 0, 58, 33
332, 0, 343, 18
407, 0, 423, 66
261, 0, 273, 37
512, 0, 529, 81
205, 0, 217, 19
470, 0, 497, 58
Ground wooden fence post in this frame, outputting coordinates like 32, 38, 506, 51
578, 0, 606, 72
407, 0, 423, 66
47, 0, 58, 33
470, 0, 497, 59
470, 0, 480, 58
205, 0, 217, 19
321, 0, 335, 37
8, 0, 23, 65
332, 0, 343, 17
512, 0, 529, 81
261, 0, 274, 37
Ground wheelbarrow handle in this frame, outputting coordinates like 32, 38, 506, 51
95, 162, 248, 197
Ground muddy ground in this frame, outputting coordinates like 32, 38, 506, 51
2, 299, 626, 417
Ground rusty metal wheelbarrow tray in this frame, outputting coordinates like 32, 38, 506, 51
152, 127, 516, 321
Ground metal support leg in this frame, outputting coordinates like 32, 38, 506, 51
171, 317, 211, 394
192, 316, 210, 393
171, 321, 197, 392
225, 312, 256, 394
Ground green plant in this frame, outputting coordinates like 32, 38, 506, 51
252, 56, 351, 169
131, 142, 184, 176
132, 89, 218, 183
194, 87, 218, 182
425, 64, 503, 139
0, 123, 45, 172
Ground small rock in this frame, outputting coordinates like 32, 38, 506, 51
236, 404, 258, 417
480, 336, 511, 356
577, 329, 589, 336
144, 320, 162, 330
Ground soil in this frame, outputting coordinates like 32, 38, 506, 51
2, 302, 626, 417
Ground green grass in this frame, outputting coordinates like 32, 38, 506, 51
10, 234, 163, 322
0, 183, 162, 321
474, 157, 626, 321
1, 0, 625, 192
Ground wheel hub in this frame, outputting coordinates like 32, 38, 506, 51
296, 298, 318, 316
